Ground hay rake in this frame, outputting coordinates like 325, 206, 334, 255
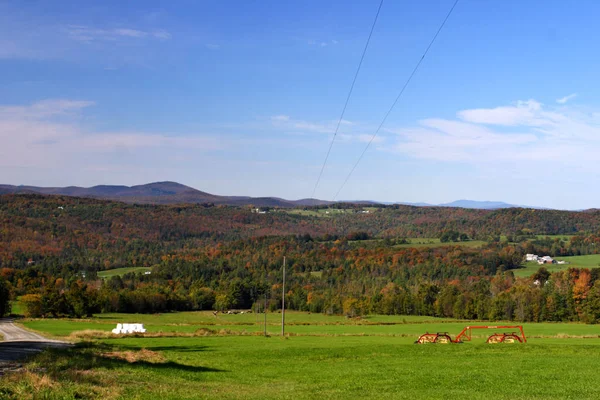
415, 325, 527, 344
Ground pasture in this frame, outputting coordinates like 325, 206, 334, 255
345, 237, 488, 249
5, 311, 600, 399
392, 238, 487, 249
513, 254, 600, 277
97, 266, 152, 279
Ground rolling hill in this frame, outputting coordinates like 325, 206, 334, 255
0, 182, 331, 208
0, 182, 547, 209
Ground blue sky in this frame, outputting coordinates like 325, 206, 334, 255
2, 0, 600, 209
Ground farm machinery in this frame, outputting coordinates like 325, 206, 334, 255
415, 325, 527, 344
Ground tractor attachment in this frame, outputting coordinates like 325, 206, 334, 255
455, 325, 527, 343
415, 325, 526, 344
414, 332, 453, 344
486, 332, 523, 343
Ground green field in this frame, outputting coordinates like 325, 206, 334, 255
513, 254, 600, 277
18, 311, 600, 340
10, 296, 24, 316
20, 312, 456, 338
284, 209, 346, 217
561, 254, 600, 268
393, 238, 488, 249
345, 238, 488, 249
97, 267, 152, 279
6, 311, 600, 399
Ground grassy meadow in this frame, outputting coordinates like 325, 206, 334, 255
5, 311, 600, 399
513, 254, 600, 277
392, 238, 488, 249
97, 267, 152, 279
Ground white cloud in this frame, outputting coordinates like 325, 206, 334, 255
0, 4, 171, 62
0, 99, 95, 119
339, 133, 383, 144
153, 30, 172, 40
205, 43, 220, 50
269, 115, 381, 143
308, 40, 337, 47
557, 93, 577, 104
0, 99, 222, 170
113, 28, 147, 38
65, 25, 172, 43
457, 100, 548, 126
390, 99, 600, 170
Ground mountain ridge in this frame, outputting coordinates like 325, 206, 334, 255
0, 182, 548, 209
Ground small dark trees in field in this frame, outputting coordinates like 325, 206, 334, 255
439, 230, 469, 243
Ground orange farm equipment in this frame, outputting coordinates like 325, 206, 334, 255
414, 332, 453, 344
415, 325, 527, 344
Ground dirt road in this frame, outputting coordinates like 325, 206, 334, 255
0, 319, 70, 365
0, 319, 51, 342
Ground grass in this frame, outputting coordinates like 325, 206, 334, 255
513, 254, 600, 277
560, 254, 600, 268
346, 238, 488, 249
97, 267, 152, 279
7, 320, 600, 399
20, 311, 455, 338
512, 262, 572, 277
393, 238, 488, 249
284, 209, 342, 217
9, 311, 600, 399
10, 297, 24, 316
534, 234, 576, 241
19, 312, 600, 340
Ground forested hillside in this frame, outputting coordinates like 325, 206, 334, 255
3, 194, 600, 269
4, 194, 600, 324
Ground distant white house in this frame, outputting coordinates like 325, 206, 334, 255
527, 253, 559, 265
144, 271, 152, 275
538, 256, 555, 265
526, 254, 539, 261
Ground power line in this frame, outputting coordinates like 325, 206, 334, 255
333, 0, 460, 201
311, 0, 385, 199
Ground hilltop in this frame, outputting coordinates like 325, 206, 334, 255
0, 182, 548, 209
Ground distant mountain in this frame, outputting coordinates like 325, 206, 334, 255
0, 182, 547, 210
0, 182, 332, 208
397, 202, 435, 207
438, 200, 518, 209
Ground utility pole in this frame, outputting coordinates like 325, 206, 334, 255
281, 256, 286, 336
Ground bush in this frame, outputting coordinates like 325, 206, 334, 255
20, 294, 42, 318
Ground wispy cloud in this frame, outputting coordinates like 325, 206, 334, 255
205, 44, 220, 50
556, 93, 577, 104
0, 4, 172, 63
0, 99, 95, 119
270, 115, 290, 122
456, 100, 550, 126
0, 99, 222, 170
65, 25, 171, 43
269, 115, 380, 143
308, 39, 338, 47
390, 99, 600, 169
